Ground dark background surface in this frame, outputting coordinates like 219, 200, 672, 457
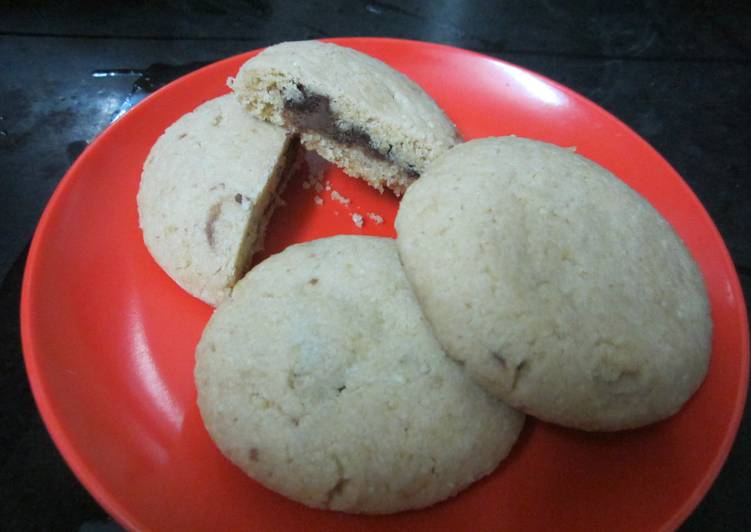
1, 1, 749, 530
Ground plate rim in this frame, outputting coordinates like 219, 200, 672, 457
19, 36, 750, 531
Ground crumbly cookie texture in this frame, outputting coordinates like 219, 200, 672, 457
395, 136, 712, 431
230, 40, 461, 195
137, 94, 294, 306
195, 235, 524, 514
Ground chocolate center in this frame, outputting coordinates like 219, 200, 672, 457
282, 84, 418, 178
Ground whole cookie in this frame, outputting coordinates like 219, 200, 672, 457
195, 236, 524, 513
395, 137, 712, 431
230, 40, 461, 194
138, 94, 294, 305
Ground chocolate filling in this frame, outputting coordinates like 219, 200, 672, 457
204, 202, 223, 249
282, 84, 418, 178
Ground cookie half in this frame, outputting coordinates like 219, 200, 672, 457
230, 40, 461, 195
195, 235, 524, 514
138, 94, 297, 306
395, 137, 712, 431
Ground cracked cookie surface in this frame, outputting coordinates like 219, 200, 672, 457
195, 235, 524, 513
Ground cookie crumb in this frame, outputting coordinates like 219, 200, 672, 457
367, 212, 383, 224
331, 190, 350, 205
352, 213, 364, 228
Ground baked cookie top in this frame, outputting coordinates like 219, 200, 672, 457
395, 136, 712, 431
195, 235, 523, 513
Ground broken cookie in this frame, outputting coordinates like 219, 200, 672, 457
230, 40, 461, 195
137, 94, 299, 306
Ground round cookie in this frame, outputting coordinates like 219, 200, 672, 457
195, 235, 524, 514
138, 94, 295, 306
395, 137, 712, 431
230, 40, 461, 194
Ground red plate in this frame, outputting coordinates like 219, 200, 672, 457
21, 38, 748, 531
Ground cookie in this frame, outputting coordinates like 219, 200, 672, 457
230, 40, 461, 195
195, 235, 524, 513
137, 94, 297, 306
395, 137, 712, 431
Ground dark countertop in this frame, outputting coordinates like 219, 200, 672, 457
1, 1, 749, 530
